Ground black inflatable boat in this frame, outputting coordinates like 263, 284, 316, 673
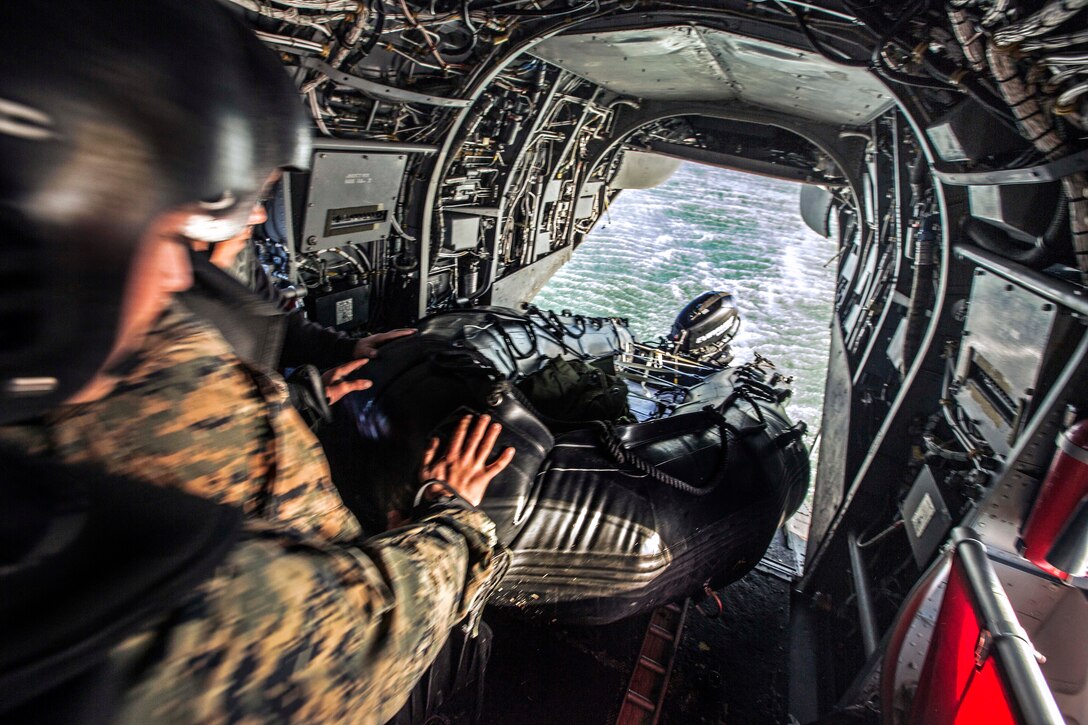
322, 305, 809, 625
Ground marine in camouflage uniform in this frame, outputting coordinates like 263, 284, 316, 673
114, 505, 506, 723
0, 0, 509, 719
0, 300, 509, 722
0, 300, 361, 542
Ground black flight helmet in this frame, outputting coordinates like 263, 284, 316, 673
0, 0, 311, 423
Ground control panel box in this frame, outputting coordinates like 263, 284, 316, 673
900, 466, 953, 567
312, 283, 371, 331
443, 212, 481, 251
926, 98, 1026, 163
953, 270, 1071, 457
299, 151, 407, 251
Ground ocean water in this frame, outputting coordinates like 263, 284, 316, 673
533, 162, 838, 451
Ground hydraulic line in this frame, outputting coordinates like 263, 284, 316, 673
780, 2, 869, 67
992, 0, 1088, 47
1041, 51, 1088, 66
848, 532, 880, 658
254, 30, 328, 54
301, 7, 373, 94
948, 7, 986, 73
1045, 65, 1088, 91
987, 45, 1088, 278
267, 0, 358, 9
920, 50, 1020, 130
227, 0, 347, 35
326, 247, 370, 278
1021, 28, 1088, 53
1058, 80, 1088, 109
980, 0, 1013, 27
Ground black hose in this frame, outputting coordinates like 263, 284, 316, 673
784, 4, 870, 68
843, 0, 894, 38
875, 60, 957, 89
901, 224, 936, 374
852, 0, 964, 91
961, 194, 1070, 269
919, 51, 1021, 133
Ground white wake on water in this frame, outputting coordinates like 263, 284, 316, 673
532, 163, 838, 493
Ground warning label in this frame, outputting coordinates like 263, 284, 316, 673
911, 493, 936, 539
336, 298, 353, 326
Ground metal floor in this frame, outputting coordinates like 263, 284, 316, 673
480, 527, 802, 724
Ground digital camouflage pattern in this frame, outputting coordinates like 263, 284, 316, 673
0, 302, 360, 542
114, 507, 507, 724
0, 300, 510, 721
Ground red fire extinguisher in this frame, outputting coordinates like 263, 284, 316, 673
1020, 419, 1088, 579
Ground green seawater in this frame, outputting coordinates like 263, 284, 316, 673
532, 163, 838, 467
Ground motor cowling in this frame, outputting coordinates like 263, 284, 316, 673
669, 291, 740, 365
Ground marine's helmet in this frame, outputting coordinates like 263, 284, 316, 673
0, 0, 311, 423
669, 290, 741, 365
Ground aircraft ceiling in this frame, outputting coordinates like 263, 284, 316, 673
531, 25, 895, 126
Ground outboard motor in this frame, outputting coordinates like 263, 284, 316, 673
669, 291, 740, 366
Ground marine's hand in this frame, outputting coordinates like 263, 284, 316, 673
353, 328, 416, 359
420, 414, 515, 507
322, 358, 372, 406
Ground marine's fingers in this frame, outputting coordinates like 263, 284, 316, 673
422, 437, 440, 468
463, 413, 491, 460
446, 415, 471, 457
338, 379, 372, 393
364, 329, 417, 353
374, 328, 416, 342
326, 379, 372, 405
323, 357, 368, 384
482, 446, 516, 480
342, 358, 370, 374
477, 421, 503, 461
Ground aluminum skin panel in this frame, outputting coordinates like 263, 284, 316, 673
954, 270, 1062, 457
491, 245, 574, 309
531, 26, 893, 125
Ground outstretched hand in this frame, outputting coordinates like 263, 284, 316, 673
324, 329, 415, 406
419, 414, 516, 507
322, 358, 372, 406
352, 328, 416, 359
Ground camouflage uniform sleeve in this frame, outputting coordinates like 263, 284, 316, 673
116, 505, 507, 725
